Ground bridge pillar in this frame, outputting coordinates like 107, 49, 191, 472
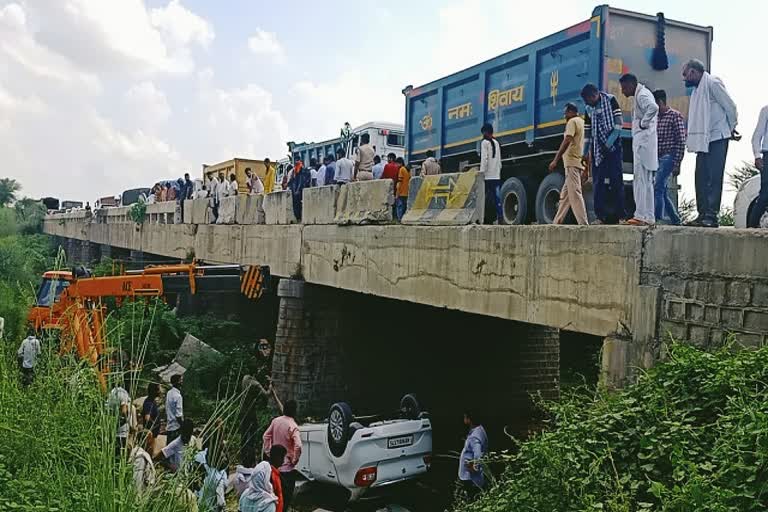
516, 324, 560, 404
271, 279, 346, 417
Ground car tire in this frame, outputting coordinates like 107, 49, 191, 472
400, 393, 421, 420
499, 177, 528, 225
535, 172, 565, 224
327, 401, 354, 458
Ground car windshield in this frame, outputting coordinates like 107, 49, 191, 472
36, 278, 69, 306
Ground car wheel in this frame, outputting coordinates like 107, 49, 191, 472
327, 401, 354, 458
400, 393, 421, 420
535, 172, 564, 224
499, 177, 528, 225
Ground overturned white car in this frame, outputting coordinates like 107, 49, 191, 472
734, 174, 768, 228
296, 394, 432, 502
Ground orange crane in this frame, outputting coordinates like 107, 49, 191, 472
28, 262, 269, 387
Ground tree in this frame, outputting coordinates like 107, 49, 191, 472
0, 178, 20, 207
14, 197, 46, 234
727, 161, 759, 192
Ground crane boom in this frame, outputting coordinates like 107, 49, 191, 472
28, 262, 270, 388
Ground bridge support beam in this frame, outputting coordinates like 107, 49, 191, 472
271, 279, 346, 417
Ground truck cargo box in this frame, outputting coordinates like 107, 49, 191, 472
403, 5, 712, 224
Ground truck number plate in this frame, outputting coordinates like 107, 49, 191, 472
387, 435, 414, 449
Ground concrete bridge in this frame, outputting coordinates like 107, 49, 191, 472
43, 183, 768, 437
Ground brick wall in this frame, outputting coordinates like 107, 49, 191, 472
517, 325, 560, 402
647, 273, 768, 349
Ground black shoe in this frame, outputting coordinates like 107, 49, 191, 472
684, 217, 705, 227
700, 219, 719, 228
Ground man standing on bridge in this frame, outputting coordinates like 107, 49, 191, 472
748, 104, 768, 228
548, 102, 589, 225
653, 89, 686, 225
683, 58, 739, 228
422, 149, 441, 176
480, 123, 502, 224
581, 83, 625, 224
620, 73, 658, 226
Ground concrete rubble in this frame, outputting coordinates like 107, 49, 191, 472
153, 333, 223, 383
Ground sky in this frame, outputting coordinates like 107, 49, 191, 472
1, 0, 765, 205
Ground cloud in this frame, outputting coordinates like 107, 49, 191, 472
150, 0, 214, 48
24, 0, 213, 74
123, 81, 171, 126
289, 71, 403, 142
247, 29, 285, 62
196, 69, 290, 162
0, 2, 192, 202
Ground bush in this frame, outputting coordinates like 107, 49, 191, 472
457, 342, 768, 512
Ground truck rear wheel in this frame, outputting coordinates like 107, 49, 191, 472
499, 177, 528, 225
535, 173, 565, 224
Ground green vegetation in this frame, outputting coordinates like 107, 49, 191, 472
0, 178, 21, 208
0, 341, 194, 512
0, 181, 272, 511
129, 200, 147, 225
456, 341, 768, 512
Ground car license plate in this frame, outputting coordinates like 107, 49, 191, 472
387, 435, 414, 449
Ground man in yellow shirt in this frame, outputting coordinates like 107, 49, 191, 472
395, 157, 410, 221
548, 103, 589, 225
263, 158, 276, 194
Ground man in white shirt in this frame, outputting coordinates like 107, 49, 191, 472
309, 159, 319, 187
422, 150, 442, 176
620, 73, 658, 226
107, 383, 132, 457
335, 148, 354, 184
131, 433, 157, 493
749, 105, 768, 228
17, 331, 42, 386
227, 174, 239, 196
165, 373, 184, 443
480, 123, 502, 224
317, 159, 327, 187
682, 58, 739, 228
372, 155, 384, 180
157, 418, 198, 473
208, 174, 220, 222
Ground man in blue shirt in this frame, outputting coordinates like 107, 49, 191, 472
458, 409, 488, 500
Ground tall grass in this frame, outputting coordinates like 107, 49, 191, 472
0, 297, 261, 512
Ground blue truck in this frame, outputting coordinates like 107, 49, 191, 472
403, 5, 712, 224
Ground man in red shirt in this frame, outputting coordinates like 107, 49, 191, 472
263, 400, 302, 510
381, 153, 400, 186
268, 445, 287, 512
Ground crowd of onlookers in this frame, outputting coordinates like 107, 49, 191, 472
100, 340, 303, 512
279, 133, 438, 222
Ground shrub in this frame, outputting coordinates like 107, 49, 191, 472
456, 342, 768, 512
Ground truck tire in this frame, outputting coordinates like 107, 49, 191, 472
535, 173, 565, 224
327, 402, 354, 458
400, 393, 422, 420
499, 177, 528, 225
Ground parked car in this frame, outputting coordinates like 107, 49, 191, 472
734, 175, 767, 228
296, 394, 432, 502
